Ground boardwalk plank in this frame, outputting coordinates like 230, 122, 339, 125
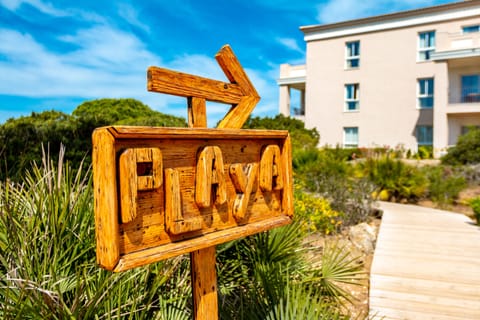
369, 202, 480, 320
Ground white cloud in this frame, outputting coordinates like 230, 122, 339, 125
0, 0, 281, 125
0, 26, 161, 106
0, 0, 68, 16
167, 54, 226, 81
0, 25, 278, 124
117, 3, 151, 33
276, 37, 304, 54
59, 25, 159, 68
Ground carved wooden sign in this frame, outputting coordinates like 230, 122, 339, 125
93, 46, 293, 273
93, 126, 293, 272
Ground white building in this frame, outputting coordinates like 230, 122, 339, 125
278, 1, 480, 157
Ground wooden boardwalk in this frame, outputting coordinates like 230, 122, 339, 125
369, 202, 480, 320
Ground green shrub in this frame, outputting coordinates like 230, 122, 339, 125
469, 197, 480, 225
0, 148, 192, 318
442, 127, 480, 165
357, 156, 427, 202
243, 114, 319, 152
294, 149, 374, 226
1, 148, 362, 319
294, 148, 352, 192
294, 185, 343, 234
416, 146, 433, 159
320, 145, 360, 161
422, 165, 467, 206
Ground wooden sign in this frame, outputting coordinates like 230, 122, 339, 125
93, 45, 293, 319
93, 126, 293, 271
147, 45, 260, 129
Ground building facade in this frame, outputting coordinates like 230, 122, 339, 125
278, 1, 480, 157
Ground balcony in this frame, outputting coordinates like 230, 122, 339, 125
448, 87, 480, 114
278, 64, 306, 119
277, 64, 306, 90
432, 31, 480, 61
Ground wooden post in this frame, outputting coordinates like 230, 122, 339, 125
178, 46, 258, 319
188, 93, 218, 319
191, 247, 218, 319
93, 44, 292, 318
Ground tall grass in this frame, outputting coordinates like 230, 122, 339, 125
0, 147, 191, 319
0, 147, 363, 319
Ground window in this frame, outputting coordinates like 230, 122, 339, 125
416, 126, 433, 146
418, 78, 434, 108
345, 84, 359, 111
463, 25, 480, 33
418, 31, 435, 61
344, 127, 358, 148
345, 41, 360, 68
461, 75, 480, 102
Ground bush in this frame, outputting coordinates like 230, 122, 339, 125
294, 185, 343, 234
321, 146, 360, 161
469, 197, 480, 225
422, 165, 467, 206
1, 148, 362, 319
243, 114, 320, 153
0, 147, 193, 318
357, 156, 427, 202
294, 150, 375, 226
442, 127, 480, 165
416, 146, 433, 159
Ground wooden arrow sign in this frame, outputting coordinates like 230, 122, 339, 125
147, 45, 260, 129
94, 45, 292, 320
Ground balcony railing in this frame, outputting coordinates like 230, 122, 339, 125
450, 87, 480, 104
436, 31, 480, 53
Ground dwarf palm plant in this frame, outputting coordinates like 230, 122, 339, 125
1, 146, 364, 319
0, 147, 192, 319
217, 220, 364, 319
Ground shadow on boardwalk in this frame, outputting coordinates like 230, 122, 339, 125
369, 202, 480, 320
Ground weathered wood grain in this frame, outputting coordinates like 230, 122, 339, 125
188, 97, 207, 128
93, 126, 293, 271
115, 215, 291, 272
369, 202, 480, 319
92, 129, 120, 270
147, 67, 243, 104
191, 247, 218, 320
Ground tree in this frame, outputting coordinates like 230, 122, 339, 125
442, 127, 480, 165
72, 98, 187, 127
0, 98, 187, 180
0, 110, 75, 180
242, 114, 320, 152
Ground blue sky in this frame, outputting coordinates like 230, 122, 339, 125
0, 0, 455, 126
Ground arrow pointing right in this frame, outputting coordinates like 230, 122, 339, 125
147, 45, 260, 129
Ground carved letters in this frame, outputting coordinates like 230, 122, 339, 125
195, 146, 227, 208
230, 163, 258, 221
119, 144, 284, 234
119, 148, 163, 223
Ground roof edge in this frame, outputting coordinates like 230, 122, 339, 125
301, 1, 477, 36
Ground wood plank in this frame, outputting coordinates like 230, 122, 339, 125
371, 274, 480, 301
369, 202, 480, 319
108, 126, 289, 140
370, 306, 475, 320
92, 129, 120, 270
147, 66, 243, 104
370, 288, 480, 311
191, 247, 218, 320
370, 296, 480, 319
188, 97, 207, 128
114, 215, 291, 271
